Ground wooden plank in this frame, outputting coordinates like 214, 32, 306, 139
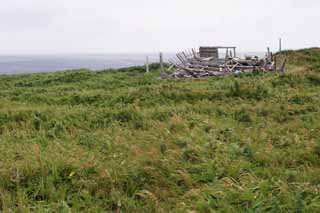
192, 48, 197, 58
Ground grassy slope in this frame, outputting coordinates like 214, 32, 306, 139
280, 47, 320, 72
0, 50, 320, 212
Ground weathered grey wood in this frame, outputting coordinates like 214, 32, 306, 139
176, 54, 187, 65
166, 45, 279, 79
200, 47, 219, 58
188, 50, 194, 58
146, 56, 149, 73
279, 38, 282, 52
178, 52, 187, 60
182, 51, 189, 60
160, 52, 164, 74
167, 64, 175, 71
280, 57, 287, 72
192, 48, 197, 58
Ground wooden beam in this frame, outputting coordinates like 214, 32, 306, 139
192, 48, 197, 58
160, 52, 164, 73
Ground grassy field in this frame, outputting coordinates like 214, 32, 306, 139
0, 49, 320, 212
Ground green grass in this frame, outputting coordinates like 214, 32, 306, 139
0, 49, 320, 212
278, 47, 320, 72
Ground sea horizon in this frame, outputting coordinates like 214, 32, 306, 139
0, 52, 265, 75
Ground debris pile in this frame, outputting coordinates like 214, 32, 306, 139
167, 46, 286, 79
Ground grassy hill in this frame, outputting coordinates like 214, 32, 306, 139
0, 49, 320, 212
279, 47, 320, 72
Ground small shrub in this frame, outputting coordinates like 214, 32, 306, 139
215, 108, 228, 117
123, 167, 152, 196
307, 74, 320, 85
12, 112, 29, 123
47, 121, 65, 138
243, 145, 254, 159
114, 110, 144, 129
272, 74, 302, 88
273, 110, 291, 123
314, 142, 320, 156
70, 95, 102, 106
249, 85, 269, 100
270, 136, 291, 148
289, 95, 312, 105
115, 95, 136, 105
151, 111, 172, 122
160, 143, 167, 155
228, 143, 244, 159
182, 148, 200, 162
33, 115, 41, 131
256, 108, 270, 117
217, 128, 238, 142
229, 80, 241, 97
0, 112, 9, 125
228, 81, 269, 100
174, 138, 191, 148
234, 109, 252, 123
90, 112, 113, 129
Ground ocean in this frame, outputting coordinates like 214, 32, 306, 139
0, 52, 264, 75
0, 54, 166, 75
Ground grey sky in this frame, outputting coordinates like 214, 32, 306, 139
0, 0, 319, 54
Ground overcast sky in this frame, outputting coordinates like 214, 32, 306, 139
0, 0, 319, 54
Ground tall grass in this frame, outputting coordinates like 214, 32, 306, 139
0, 49, 320, 212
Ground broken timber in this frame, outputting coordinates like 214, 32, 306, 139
165, 46, 284, 79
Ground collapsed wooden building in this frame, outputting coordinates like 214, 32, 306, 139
166, 46, 286, 79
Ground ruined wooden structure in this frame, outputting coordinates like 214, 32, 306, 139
165, 46, 286, 79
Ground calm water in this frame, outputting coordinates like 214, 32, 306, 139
0, 54, 169, 74
0, 52, 264, 74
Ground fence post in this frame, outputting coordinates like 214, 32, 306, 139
279, 38, 282, 52
160, 52, 164, 73
146, 56, 149, 73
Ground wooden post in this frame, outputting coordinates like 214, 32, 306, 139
267, 47, 270, 59
160, 52, 164, 73
279, 38, 282, 52
146, 56, 149, 73
280, 58, 287, 72
274, 54, 277, 72
233, 48, 236, 57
